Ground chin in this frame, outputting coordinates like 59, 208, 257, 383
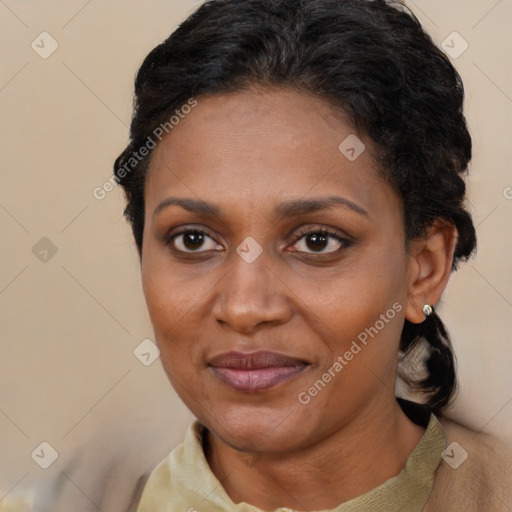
198, 402, 315, 454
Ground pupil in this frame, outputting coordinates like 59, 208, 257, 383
184, 232, 204, 250
307, 233, 327, 252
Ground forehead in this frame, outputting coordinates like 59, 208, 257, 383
144, 88, 397, 222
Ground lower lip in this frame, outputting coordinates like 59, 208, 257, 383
210, 366, 306, 392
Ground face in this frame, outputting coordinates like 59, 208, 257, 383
141, 87, 412, 454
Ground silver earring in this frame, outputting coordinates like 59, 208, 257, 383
422, 304, 433, 317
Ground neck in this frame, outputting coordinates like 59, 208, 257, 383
205, 397, 426, 511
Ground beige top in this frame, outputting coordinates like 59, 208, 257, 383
137, 412, 446, 512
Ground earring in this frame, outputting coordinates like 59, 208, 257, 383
422, 304, 433, 317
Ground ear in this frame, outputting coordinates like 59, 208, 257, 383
404, 220, 458, 324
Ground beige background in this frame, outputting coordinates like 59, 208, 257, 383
1, 0, 511, 509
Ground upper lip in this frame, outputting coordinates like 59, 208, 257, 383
208, 351, 308, 369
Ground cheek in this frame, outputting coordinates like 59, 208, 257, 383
141, 254, 190, 359
141, 247, 208, 330
297, 250, 405, 335
293, 247, 407, 382
294, 293, 405, 422
140, 249, 218, 381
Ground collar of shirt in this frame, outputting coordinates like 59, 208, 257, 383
137, 401, 446, 512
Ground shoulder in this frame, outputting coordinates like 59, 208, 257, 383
36, 415, 186, 512
426, 415, 512, 512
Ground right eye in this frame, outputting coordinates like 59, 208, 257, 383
165, 229, 223, 253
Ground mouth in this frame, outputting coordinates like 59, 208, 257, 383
208, 351, 309, 392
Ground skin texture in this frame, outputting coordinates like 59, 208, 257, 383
141, 87, 457, 510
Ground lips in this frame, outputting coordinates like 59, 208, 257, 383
208, 351, 308, 392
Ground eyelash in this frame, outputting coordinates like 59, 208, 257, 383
290, 228, 352, 254
164, 226, 352, 257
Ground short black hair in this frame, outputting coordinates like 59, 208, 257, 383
114, 0, 477, 415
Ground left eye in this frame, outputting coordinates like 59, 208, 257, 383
289, 230, 350, 254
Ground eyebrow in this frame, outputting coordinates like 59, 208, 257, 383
152, 195, 368, 220
275, 196, 368, 218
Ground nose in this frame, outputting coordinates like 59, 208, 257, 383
212, 251, 293, 334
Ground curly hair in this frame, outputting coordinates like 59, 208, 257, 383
114, 0, 477, 415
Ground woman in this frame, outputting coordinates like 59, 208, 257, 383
114, 0, 512, 510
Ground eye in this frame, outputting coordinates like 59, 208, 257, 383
289, 228, 351, 255
165, 229, 222, 253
